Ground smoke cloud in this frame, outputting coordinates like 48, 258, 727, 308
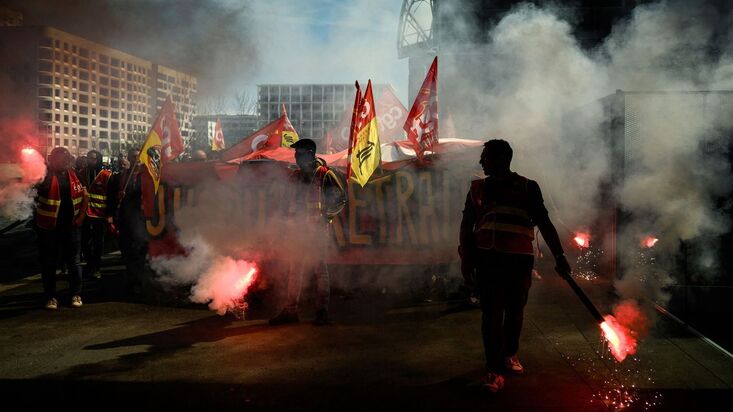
434, 0, 733, 348
0, 118, 47, 222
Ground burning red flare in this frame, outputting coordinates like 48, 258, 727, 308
600, 315, 637, 362
574, 232, 590, 248
21, 147, 36, 157
641, 236, 659, 248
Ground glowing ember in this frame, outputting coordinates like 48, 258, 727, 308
641, 236, 658, 248
600, 315, 637, 362
574, 232, 590, 248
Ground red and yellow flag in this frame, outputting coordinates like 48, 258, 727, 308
404, 56, 438, 161
211, 118, 226, 151
348, 80, 380, 187
219, 106, 299, 162
139, 96, 183, 193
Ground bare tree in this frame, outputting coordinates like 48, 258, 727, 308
234, 90, 257, 115
198, 96, 229, 115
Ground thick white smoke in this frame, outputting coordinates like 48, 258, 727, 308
439, 0, 733, 334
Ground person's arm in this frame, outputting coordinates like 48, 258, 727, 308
322, 169, 347, 220
459, 190, 478, 282
528, 181, 572, 277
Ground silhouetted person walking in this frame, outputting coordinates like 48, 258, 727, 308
459, 139, 572, 392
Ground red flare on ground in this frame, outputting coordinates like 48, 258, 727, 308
600, 314, 637, 362
21, 147, 36, 157
642, 236, 659, 248
574, 232, 590, 248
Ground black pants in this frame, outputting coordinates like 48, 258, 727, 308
37, 226, 82, 299
476, 251, 533, 373
82, 218, 106, 275
118, 217, 147, 292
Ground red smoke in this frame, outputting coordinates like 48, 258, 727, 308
601, 300, 649, 362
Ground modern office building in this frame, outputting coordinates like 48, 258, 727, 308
191, 114, 259, 150
257, 84, 355, 143
0, 26, 197, 158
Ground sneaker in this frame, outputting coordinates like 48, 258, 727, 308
44, 298, 58, 310
481, 373, 505, 393
313, 308, 330, 326
268, 309, 299, 326
504, 355, 524, 375
71, 295, 83, 308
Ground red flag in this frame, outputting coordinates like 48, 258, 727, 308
346, 81, 362, 183
375, 85, 408, 142
138, 96, 183, 194
404, 56, 438, 161
328, 85, 407, 152
219, 108, 299, 162
212, 118, 226, 151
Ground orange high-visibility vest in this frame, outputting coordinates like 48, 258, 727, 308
86, 169, 113, 218
303, 162, 344, 223
36, 170, 85, 230
469, 173, 535, 255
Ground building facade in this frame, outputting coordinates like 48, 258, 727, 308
0, 26, 197, 159
257, 84, 355, 144
191, 114, 259, 150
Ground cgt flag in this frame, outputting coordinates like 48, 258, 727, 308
349, 80, 380, 187
404, 56, 438, 161
139, 96, 183, 193
219, 105, 299, 162
211, 117, 226, 151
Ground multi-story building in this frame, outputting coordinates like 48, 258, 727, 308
191, 114, 259, 150
257, 84, 356, 143
0, 26, 197, 159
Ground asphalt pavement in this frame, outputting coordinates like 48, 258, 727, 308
0, 253, 732, 411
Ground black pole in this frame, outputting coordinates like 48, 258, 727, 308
559, 272, 605, 323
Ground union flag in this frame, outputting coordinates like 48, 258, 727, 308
211, 117, 226, 151
348, 80, 380, 187
404, 56, 438, 161
138, 96, 183, 193
219, 105, 299, 162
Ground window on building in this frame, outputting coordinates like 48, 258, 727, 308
54, 114, 60, 121
100, 120, 108, 128
39, 88, 52, 97
100, 109, 108, 117
80, 128, 88, 137
111, 122, 118, 130
39, 112, 52, 121
39, 61, 52, 72
100, 65, 108, 74
99, 131, 108, 139
79, 106, 88, 115
79, 140, 88, 149
79, 48, 89, 58
79, 118, 88, 126
79, 71, 88, 81
79, 83, 88, 92
100, 87, 109, 96
100, 54, 108, 64
92, 119, 96, 126
39, 100, 52, 109
100, 98, 109, 107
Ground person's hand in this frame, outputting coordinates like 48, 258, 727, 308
554, 254, 572, 279
73, 214, 85, 227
